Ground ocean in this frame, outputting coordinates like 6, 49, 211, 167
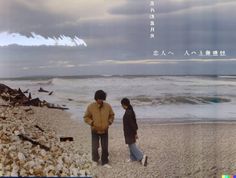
1, 75, 236, 122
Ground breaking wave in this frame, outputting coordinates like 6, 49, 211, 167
131, 95, 231, 105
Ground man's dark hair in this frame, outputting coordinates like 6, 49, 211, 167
94, 90, 106, 100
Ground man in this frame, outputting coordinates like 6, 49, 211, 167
84, 90, 115, 168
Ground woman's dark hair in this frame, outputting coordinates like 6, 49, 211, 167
121, 98, 136, 118
121, 98, 130, 107
94, 90, 106, 100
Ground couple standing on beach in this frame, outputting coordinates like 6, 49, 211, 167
84, 90, 148, 168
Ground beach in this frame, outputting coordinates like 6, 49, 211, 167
2, 100, 236, 177
92, 122, 236, 178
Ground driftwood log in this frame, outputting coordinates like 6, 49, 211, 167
23, 89, 29, 93
18, 134, 50, 151
24, 107, 33, 112
47, 103, 69, 110
38, 87, 49, 93
60, 137, 74, 142
0, 104, 11, 107
34, 125, 44, 132
0, 83, 68, 110
23, 98, 43, 106
0, 84, 16, 94
0, 116, 6, 120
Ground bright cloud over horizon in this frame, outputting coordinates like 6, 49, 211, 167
0, 32, 87, 47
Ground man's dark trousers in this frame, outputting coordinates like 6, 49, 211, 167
91, 130, 109, 165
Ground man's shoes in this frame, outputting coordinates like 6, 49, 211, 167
103, 164, 112, 168
141, 155, 148, 166
92, 161, 98, 167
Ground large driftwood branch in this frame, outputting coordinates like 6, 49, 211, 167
0, 83, 68, 110
18, 134, 50, 151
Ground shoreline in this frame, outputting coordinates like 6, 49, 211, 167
134, 119, 236, 125
69, 112, 236, 125
111, 118, 236, 124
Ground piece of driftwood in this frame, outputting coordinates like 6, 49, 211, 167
0, 87, 29, 106
34, 125, 44, 132
48, 91, 53, 95
23, 98, 42, 106
23, 89, 29, 94
24, 108, 33, 112
18, 134, 50, 151
0, 84, 15, 94
47, 103, 69, 110
0, 116, 6, 120
0, 104, 11, 107
60, 137, 74, 142
28, 92, 32, 100
18, 88, 24, 95
38, 87, 49, 93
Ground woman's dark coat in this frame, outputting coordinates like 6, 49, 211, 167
123, 108, 138, 144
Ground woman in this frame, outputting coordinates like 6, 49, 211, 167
121, 98, 148, 166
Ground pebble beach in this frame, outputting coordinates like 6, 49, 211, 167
0, 99, 92, 177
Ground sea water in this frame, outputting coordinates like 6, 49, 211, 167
1, 75, 236, 122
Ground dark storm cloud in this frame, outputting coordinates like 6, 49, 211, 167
0, 0, 79, 38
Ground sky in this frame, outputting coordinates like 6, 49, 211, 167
0, 0, 236, 78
